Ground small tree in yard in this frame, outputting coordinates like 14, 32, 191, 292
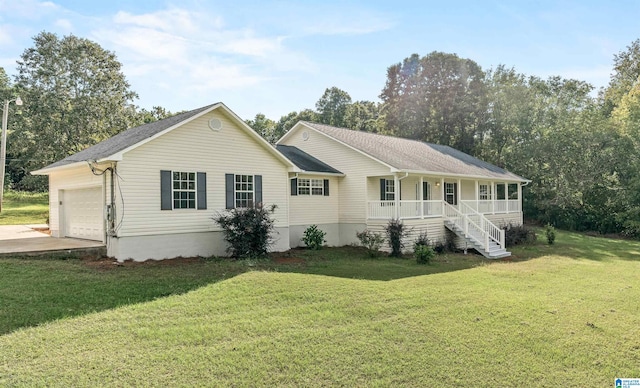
385, 219, 408, 257
213, 204, 277, 259
302, 224, 326, 250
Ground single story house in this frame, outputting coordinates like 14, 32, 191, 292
33, 103, 529, 261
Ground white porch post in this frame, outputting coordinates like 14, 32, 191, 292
394, 174, 400, 219
475, 180, 479, 212
518, 182, 523, 213
457, 178, 461, 209
492, 182, 496, 214
419, 176, 424, 218
440, 177, 445, 202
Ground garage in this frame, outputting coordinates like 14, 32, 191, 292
63, 187, 104, 241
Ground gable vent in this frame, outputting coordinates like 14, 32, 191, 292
209, 118, 222, 131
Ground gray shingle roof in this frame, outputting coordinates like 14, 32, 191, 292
300, 122, 527, 181
276, 145, 342, 174
40, 103, 219, 170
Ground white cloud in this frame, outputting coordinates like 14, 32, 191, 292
54, 18, 72, 31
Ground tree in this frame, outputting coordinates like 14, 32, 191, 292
245, 113, 278, 143
135, 106, 173, 125
315, 86, 352, 127
343, 100, 383, 133
603, 39, 640, 116
380, 52, 487, 154
10, 32, 138, 189
273, 109, 318, 140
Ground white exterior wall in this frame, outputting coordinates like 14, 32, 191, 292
47, 164, 109, 239
107, 109, 290, 259
289, 175, 340, 226
282, 126, 389, 224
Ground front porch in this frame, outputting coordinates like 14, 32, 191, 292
366, 174, 523, 220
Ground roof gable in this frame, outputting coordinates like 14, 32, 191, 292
281, 121, 528, 182
34, 103, 296, 174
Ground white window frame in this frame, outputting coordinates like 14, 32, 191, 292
445, 182, 456, 205
479, 183, 492, 200
298, 178, 324, 196
235, 174, 254, 208
172, 171, 196, 209
384, 179, 395, 201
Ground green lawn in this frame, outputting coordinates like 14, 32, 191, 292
0, 191, 48, 225
1, 231, 639, 386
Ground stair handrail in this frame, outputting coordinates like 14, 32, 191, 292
459, 201, 504, 250
443, 201, 487, 249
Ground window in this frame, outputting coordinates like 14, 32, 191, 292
479, 184, 492, 200
297, 178, 325, 195
384, 179, 395, 201
291, 178, 329, 197
445, 182, 457, 205
161, 170, 206, 211
235, 174, 254, 208
225, 174, 262, 209
173, 171, 196, 209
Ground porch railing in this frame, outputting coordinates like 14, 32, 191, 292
443, 201, 505, 252
367, 200, 443, 220
460, 200, 520, 214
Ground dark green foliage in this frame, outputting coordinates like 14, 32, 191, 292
502, 224, 537, 247
301, 225, 326, 250
213, 204, 277, 259
385, 219, 408, 257
414, 244, 435, 265
356, 229, 385, 257
413, 234, 434, 264
545, 224, 556, 245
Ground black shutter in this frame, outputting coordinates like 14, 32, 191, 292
197, 172, 207, 210
453, 182, 458, 205
255, 175, 263, 205
380, 179, 385, 200
291, 178, 298, 196
423, 182, 429, 200
323, 179, 329, 196
161, 170, 172, 210
225, 174, 234, 209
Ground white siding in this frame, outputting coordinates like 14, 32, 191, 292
461, 180, 476, 201
282, 126, 389, 223
48, 164, 108, 238
115, 110, 290, 237
366, 218, 446, 253
289, 175, 339, 226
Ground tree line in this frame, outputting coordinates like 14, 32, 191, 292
247, 43, 640, 238
2, 31, 640, 237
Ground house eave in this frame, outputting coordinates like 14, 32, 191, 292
392, 168, 530, 183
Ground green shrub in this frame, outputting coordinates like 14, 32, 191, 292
414, 232, 429, 247
414, 242, 435, 265
213, 204, 277, 259
301, 225, 326, 250
545, 224, 556, 245
356, 229, 385, 257
502, 223, 537, 247
385, 219, 408, 257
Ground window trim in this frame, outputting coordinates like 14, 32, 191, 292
297, 178, 324, 196
384, 179, 395, 201
445, 182, 456, 205
172, 171, 197, 210
479, 183, 492, 201
234, 174, 255, 208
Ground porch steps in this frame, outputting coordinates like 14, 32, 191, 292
444, 220, 511, 259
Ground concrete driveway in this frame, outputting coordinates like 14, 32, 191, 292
0, 225, 104, 255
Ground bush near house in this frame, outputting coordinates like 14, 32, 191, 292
356, 229, 385, 257
385, 219, 408, 257
301, 225, 326, 250
213, 204, 277, 259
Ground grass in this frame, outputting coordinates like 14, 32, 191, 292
0, 190, 48, 225
1, 230, 639, 386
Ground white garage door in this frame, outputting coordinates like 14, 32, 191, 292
64, 187, 104, 241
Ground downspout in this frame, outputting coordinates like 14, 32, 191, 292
109, 163, 116, 236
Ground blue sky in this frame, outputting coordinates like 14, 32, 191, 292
0, 0, 638, 120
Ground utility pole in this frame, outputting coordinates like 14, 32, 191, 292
0, 96, 22, 212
